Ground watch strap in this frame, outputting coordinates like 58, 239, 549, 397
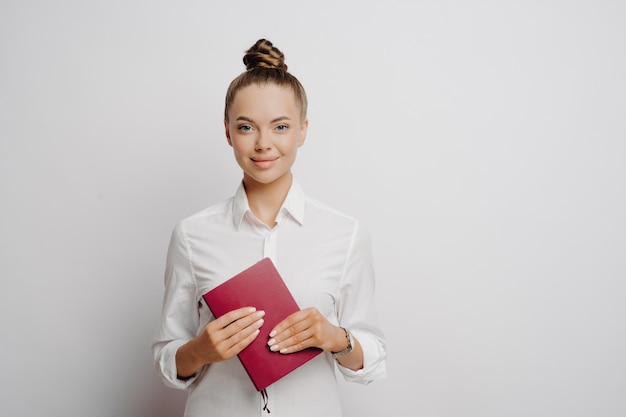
332, 327, 353, 359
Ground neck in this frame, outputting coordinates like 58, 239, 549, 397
243, 173, 293, 227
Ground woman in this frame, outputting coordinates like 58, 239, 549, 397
152, 39, 387, 416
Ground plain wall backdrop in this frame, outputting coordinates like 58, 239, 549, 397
1, 1, 625, 416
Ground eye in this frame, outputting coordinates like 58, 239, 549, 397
276, 124, 289, 131
237, 124, 252, 132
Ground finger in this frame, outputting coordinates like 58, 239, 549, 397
209, 314, 265, 360
274, 330, 317, 354
269, 309, 311, 338
213, 306, 259, 329
206, 308, 264, 345
268, 322, 314, 352
224, 326, 263, 357
217, 313, 265, 347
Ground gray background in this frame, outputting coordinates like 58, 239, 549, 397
1, 1, 625, 416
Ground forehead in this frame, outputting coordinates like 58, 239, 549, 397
229, 83, 300, 120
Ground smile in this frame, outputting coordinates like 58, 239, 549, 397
251, 157, 279, 169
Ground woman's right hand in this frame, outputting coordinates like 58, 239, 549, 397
176, 307, 265, 378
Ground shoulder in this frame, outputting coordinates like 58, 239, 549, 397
174, 197, 233, 233
305, 195, 355, 222
303, 193, 371, 239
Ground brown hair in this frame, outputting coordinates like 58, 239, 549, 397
224, 39, 308, 122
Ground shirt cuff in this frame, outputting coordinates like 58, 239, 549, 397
336, 329, 387, 384
156, 339, 199, 390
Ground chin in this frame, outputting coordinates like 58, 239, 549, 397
246, 171, 292, 186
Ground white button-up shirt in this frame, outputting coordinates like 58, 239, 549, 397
152, 180, 387, 417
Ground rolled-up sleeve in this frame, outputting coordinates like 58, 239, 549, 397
151, 223, 201, 389
335, 222, 387, 383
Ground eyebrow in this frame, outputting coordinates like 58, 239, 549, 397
235, 116, 292, 123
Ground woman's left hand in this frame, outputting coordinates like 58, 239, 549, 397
267, 307, 348, 354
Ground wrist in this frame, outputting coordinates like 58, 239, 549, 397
331, 327, 353, 359
176, 338, 204, 379
188, 335, 209, 366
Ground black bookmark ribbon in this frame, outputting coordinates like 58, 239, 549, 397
260, 389, 271, 413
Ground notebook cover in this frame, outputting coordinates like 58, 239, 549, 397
202, 258, 322, 391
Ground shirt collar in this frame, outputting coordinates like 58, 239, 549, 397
232, 179, 306, 229
281, 179, 306, 226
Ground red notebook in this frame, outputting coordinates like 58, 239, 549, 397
202, 258, 322, 391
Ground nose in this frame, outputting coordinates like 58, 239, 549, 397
255, 131, 272, 151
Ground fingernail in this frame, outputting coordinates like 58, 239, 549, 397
267, 338, 275, 346
279, 348, 288, 354
256, 319, 264, 327
256, 310, 265, 318
269, 330, 276, 337
270, 344, 280, 352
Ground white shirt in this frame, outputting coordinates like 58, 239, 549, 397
151, 180, 387, 417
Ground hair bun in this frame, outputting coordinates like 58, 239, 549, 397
243, 39, 288, 71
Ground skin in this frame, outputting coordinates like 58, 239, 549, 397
175, 83, 363, 379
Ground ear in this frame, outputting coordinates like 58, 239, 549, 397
297, 119, 308, 147
224, 120, 232, 146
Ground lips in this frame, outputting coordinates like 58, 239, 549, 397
251, 157, 279, 169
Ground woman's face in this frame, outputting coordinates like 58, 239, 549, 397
225, 83, 308, 188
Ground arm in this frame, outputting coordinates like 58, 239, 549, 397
332, 221, 387, 382
267, 222, 387, 382
151, 224, 265, 387
151, 224, 201, 389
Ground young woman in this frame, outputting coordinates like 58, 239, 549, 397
152, 39, 387, 416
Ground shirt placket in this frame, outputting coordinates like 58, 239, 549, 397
262, 222, 279, 264
259, 218, 281, 414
